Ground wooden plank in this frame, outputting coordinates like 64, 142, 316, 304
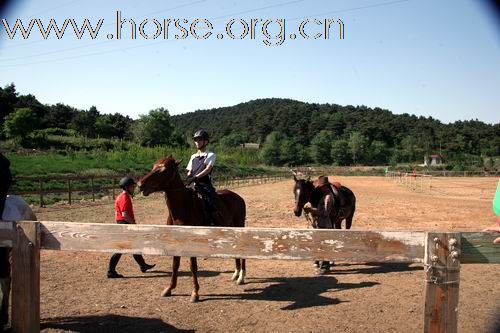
11, 221, 40, 333
460, 232, 500, 264
423, 232, 461, 333
0, 222, 14, 248
37, 222, 425, 262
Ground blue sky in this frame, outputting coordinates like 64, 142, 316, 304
0, 0, 498, 124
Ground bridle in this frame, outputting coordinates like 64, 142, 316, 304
142, 162, 187, 193
295, 183, 316, 228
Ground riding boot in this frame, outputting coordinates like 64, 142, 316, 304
108, 253, 123, 278
132, 255, 156, 273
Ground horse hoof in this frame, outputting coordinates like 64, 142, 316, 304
236, 278, 245, 285
161, 288, 172, 297
231, 271, 239, 281
190, 294, 199, 303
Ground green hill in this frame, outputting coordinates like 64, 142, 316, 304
172, 98, 499, 163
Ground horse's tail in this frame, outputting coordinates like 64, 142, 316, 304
235, 193, 246, 228
341, 186, 356, 229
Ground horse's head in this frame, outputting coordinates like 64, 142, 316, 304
139, 155, 182, 196
293, 175, 314, 217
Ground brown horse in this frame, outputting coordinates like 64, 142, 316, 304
138, 155, 246, 302
293, 175, 356, 229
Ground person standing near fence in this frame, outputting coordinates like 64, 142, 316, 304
484, 177, 500, 244
303, 176, 335, 274
0, 153, 12, 220
0, 153, 12, 332
107, 177, 156, 278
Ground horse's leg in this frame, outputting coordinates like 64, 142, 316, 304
334, 218, 342, 230
237, 259, 246, 285
346, 213, 353, 229
161, 256, 180, 297
189, 257, 200, 303
231, 259, 241, 282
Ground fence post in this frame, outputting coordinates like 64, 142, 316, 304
91, 177, 95, 202
423, 232, 461, 333
38, 180, 44, 207
68, 179, 72, 205
11, 221, 40, 333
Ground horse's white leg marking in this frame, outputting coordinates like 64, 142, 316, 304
231, 269, 240, 281
236, 269, 245, 285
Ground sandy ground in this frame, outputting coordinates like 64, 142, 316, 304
24, 176, 500, 332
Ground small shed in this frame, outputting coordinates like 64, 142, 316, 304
430, 154, 442, 166
240, 143, 260, 149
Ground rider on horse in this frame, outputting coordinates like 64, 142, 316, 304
185, 129, 218, 226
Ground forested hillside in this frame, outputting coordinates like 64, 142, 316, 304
172, 98, 499, 167
1, 83, 498, 169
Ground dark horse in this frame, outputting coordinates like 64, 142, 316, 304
139, 155, 246, 302
293, 175, 356, 229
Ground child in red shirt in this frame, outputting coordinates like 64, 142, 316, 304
107, 177, 155, 278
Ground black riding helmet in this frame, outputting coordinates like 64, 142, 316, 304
119, 176, 136, 189
193, 129, 209, 141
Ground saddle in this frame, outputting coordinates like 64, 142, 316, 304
194, 190, 220, 226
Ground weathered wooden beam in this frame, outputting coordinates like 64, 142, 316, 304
460, 232, 500, 264
0, 221, 14, 248
37, 221, 425, 263
12, 221, 40, 333
423, 232, 461, 333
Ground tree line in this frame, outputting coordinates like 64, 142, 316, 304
172, 98, 499, 168
1, 84, 498, 169
0, 83, 184, 148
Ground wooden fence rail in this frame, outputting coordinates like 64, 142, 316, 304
0, 221, 499, 333
11, 173, 289, 207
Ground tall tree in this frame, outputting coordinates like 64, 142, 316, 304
330, 139, 351, 166
132, 107, 174, 146
70, 106, 99, 137
367, 140, 389, 165
280, 138, 306, 166
0, 83, 19, 123
348, 131, 367, 165
42, 103, 77, 129
260, 131, 283, 166
3, 107, 36, 143
310, 130, 334, 164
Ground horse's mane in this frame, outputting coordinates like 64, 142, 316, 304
154, 156, 175, 167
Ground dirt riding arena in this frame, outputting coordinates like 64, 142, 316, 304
30, 176, 499, 332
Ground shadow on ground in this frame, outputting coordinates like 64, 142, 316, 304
201, 275, 379, 310
119, 269, 222, 279
331, 262, 422, 275
41, 314, 193, 333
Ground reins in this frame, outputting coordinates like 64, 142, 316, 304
304, 210, 317, 228
164, 186, 189, 192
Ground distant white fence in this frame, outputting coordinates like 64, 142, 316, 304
386, 171, 433, 192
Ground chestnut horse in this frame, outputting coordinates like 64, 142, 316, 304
293, 175, 356, 229
139, 156, 246, 302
